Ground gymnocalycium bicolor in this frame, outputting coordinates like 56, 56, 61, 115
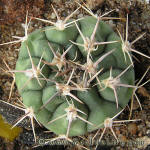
1, 5, 149, 144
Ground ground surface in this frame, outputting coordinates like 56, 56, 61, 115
0, 0, 150, 150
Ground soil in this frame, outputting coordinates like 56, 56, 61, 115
0, 0, 150, 150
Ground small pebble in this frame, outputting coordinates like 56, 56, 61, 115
128, 123, 138, 135
51, 12, 56, 19
78, 14, 84, 18
146, 129, 150, 136
120, 135, 127, 142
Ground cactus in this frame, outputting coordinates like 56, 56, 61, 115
5, 4, 150, 145
12, 11, 136, 142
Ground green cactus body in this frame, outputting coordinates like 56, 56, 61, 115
15, 16, 135, 137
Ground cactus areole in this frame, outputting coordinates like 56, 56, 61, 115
15, 16, 134, 137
